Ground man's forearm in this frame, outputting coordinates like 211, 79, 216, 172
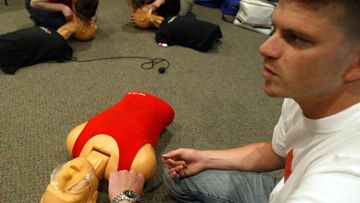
201, 142, 285, 172
151, 0, 165, 9
30, 0, 68, 12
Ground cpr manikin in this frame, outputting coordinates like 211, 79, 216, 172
129, 3, 223, 52
40, 92, 175, 203
56, 0, 98, 41
129, 1, 165, 29
57, 15, 96, 41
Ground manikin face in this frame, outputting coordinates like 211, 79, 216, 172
132, 8, 152, 29
54, 157, 93, 192
258, 1, 358, 104
41, 157, 98, 203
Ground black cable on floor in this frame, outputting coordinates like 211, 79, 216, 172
71, 56, 170, 73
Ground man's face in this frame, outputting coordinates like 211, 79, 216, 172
259, 1, 356, 102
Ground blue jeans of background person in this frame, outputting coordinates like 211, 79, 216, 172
24, 0, 67, 29
163, 169, 281, 203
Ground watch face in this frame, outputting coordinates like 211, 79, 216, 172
124, 190, 137, 198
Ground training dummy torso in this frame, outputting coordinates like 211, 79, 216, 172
72, 92, 175, 170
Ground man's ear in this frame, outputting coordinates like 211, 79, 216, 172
344, 50, 360, 82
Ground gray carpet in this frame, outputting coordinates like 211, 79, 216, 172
0, 0, 283, 202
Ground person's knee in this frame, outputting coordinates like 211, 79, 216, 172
163, 171, 197, 203
163, 171, 178, 193
179, 0, 194, 16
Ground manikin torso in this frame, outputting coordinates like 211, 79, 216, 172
40, 92, 175, 203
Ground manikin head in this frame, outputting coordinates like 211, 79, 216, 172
131, 6, 164, 29
40, 157, 99, 203
72, 0, 98, 41
57, 0, 98, 41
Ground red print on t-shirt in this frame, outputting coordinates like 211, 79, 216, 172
285, 149, 294, 182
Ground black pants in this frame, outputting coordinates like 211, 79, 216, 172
156, 0, 181, 18
24, 0, 67, 29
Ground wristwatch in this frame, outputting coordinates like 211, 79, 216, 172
112, 190, 141, 203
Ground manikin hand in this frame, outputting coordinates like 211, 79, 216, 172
162, 148, 205, 178
108, 170, 145, 201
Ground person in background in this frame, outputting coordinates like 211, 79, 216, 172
144, 0, 180, 18
160, 0, 360, 202
129, 0, 194, 19
25, 0, 98, 29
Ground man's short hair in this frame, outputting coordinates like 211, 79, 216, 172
74, 0, 99, 20
290, 0, 359, 43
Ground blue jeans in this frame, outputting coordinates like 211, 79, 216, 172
24, 0, 67, 29
163, 169, 280, 203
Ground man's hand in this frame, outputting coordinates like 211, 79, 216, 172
108, 170, 145, 201
143, 0, 165, 12
162, 148, 205, 178
151, 0, 165, 9
62, 5, 73, 20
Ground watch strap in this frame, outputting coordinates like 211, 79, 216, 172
112, 190, 141, 203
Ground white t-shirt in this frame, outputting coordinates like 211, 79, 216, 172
269, 99, 360, 203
